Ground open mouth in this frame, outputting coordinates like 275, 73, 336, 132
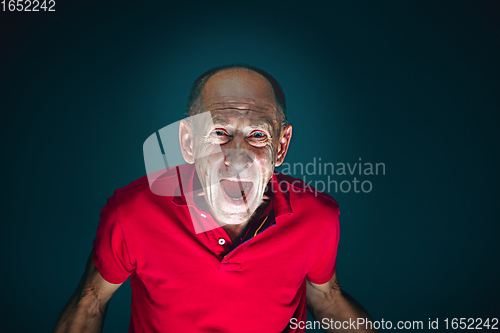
220, 179, 253, 202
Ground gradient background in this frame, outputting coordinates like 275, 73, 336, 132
1, 1, 499, 332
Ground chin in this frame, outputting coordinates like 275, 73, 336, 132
212, 194, 261, 225
219, 214, 250, 225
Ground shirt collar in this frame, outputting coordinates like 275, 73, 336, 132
268, 172, 293, 220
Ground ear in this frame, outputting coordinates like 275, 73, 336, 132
275, 125, 292, 167
179, 119, 195, 164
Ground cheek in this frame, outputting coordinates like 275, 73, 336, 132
260, 145, 276, 163
256, 142, 279, 165
194, 143, 225, 174
253, 149, 276, 177
195, 141, 218, 157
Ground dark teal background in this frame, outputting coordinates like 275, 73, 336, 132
1, 1, 499, 332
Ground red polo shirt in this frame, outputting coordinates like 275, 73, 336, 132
93, 164, 340, 333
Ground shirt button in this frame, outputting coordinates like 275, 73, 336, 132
218, 238, 226, 245
200, 214, 207, 218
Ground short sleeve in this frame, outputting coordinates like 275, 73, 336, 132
92, 193, 135, 284
306, 206, 340, 285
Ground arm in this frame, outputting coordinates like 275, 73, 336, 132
53, 251, 123, 333
306, 269, 378, 333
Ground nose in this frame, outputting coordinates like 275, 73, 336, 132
223, 148, 254, 174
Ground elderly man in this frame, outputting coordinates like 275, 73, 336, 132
54, 64, 376, 332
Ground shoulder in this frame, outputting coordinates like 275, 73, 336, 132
275, 172, 339, 210
274, 172, 340, 231
111, 164, 191, 207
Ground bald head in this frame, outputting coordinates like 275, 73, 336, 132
186, 64, 287, 126
202, 68, 277, 112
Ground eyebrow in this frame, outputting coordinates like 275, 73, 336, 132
248, 123, 273, 130
211, 118, 230, 126
211, 119, 273, 131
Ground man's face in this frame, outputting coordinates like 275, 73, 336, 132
181, 69, 291, 225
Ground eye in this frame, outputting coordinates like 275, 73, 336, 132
209, 128, 231, 144
211, 128, 229, 137
249, 131, 267, 139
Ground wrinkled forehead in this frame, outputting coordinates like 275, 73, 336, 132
202, 68, 278, 107
206, 99, 277, 113
195, 100, 280, 132
197, 69, 283, 130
